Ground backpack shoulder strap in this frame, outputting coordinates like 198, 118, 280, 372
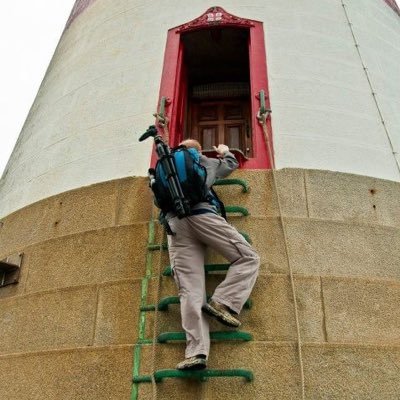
209, 187, 227, 220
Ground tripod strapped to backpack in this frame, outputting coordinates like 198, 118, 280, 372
139, 125, 192, 219
139, 125, 227, 235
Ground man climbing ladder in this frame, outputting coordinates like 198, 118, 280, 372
142, 126, 260, 370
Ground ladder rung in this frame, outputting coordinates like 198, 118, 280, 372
156, 368, 253, 382
137, 339, 153, 344
238, 231, 252, 244
162, 266, 172, 276
133, 369, 254, 383
157, 296, 180, 310
148, 243, 168, 251
139, 304, 157, 311
157, 331, 253, 343
225, 206, 249, 216
132, 375, 153, 383
142, 296, 252, 311
214, 179, 250, 193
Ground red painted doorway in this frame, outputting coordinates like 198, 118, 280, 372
154, 7, 273, 169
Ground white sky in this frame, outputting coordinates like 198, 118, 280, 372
0, 1, 75, 177
0, 1, 399, 177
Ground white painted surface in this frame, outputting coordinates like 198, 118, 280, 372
0, 0, 76, 179
0, 0, 399, 217
264, 0, 400, 179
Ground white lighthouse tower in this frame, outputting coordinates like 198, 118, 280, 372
0, 1, 399, 399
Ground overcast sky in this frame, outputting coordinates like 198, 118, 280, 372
0, 1, 75, 177
1, 1, 399, 177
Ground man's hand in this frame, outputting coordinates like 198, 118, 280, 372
213, 144, 230, 157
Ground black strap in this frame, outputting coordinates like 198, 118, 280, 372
210, 187, 227, 220
158, 211, 175, 236
191, 208, 218, 216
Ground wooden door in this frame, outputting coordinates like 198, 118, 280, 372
188, 100, 251, 156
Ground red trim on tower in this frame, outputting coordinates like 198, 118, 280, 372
65, 0, 97, 30
176, 6, 255, 32
247, 22, 272, 169
150, 28, 182, 167
383, 0, 400, 16
153, 7, 273, 169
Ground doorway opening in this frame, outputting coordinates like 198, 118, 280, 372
155, 7, 272, 169
182, 28, 252, 158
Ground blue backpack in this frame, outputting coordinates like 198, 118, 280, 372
151, 147, 209, 216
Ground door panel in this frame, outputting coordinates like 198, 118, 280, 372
201, 126, 218, 149
225, 125, 242, 149
224, 104, 243, 120
188, 100, 251, 155
199, 106, 218, 121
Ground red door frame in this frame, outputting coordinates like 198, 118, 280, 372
153, 7, 273, 169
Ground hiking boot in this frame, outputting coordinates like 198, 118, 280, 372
202, 300, 241, 328
176, 355, 207, 371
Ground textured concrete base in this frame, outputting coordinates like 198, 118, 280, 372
138, 343, 302, 400
0, 279, 142, 355
136, 342, 400, 400
145, 274, 324, 343
0, 346, 133, 400
303, 343, 400, 399
0, 170, 399, 399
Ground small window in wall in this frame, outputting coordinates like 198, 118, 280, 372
183, 28, 252, 159
0, 254, 23, 288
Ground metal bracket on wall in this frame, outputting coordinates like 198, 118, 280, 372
0, 253, 23, 288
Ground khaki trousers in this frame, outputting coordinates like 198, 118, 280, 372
167, 213, 260, 358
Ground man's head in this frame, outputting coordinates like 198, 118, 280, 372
180, 139, 202, 152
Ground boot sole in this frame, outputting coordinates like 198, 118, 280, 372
176, 360, 207, 371
202, 304, 241, 328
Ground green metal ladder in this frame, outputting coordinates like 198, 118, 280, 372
131, 178, 254, 396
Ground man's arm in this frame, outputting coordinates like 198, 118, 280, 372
213, 144, 239, 179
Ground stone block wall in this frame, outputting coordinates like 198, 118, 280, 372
0, 169, 399, 399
